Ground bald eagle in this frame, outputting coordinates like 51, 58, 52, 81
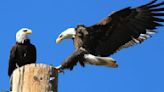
8, 28, 36, 77
56, 0, 164, 71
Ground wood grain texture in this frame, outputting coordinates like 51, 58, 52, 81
11, 64, 58, 92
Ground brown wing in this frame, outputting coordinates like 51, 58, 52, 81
86, 0, 164, 56
8, 44, 17, 77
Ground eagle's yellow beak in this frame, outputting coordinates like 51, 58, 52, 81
25, 30, 32, 34
56, 37, 62, 44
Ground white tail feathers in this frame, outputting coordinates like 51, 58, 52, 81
84, 54, 118, 68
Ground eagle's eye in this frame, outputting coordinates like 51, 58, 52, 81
59, 35, 63, 38
23, 30, 28, 32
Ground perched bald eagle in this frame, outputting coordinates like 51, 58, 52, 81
8, 28, 36, 77
56, 0, 164, 71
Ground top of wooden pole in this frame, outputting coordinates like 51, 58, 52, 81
11, 64, 58, 92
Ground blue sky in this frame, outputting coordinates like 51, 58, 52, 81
0, 0, 164, 92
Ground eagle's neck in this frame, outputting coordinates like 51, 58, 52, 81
73, 36, 84, 49
16, 39, 31, 45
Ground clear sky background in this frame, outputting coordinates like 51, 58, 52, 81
0, 0, 164, 92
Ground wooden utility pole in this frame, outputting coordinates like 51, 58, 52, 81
11, 64, 58, 92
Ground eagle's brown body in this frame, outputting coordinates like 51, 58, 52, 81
8, 39, 36, 77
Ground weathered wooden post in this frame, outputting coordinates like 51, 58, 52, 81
11, 64, 58, 92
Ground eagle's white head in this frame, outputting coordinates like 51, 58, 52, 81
56, 28, 76, 44
16, 28, 32, 43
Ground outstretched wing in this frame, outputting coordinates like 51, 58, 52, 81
87, 0, 164, 56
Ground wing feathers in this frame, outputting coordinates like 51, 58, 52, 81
117, 1, 164, 53
153, 21, 163, 26
152, 17, 164, 22
87, 0, 164, 56
150, 8, 164, 12
147, 1, 164, 8
152, 13, 164, 16
140, 0, 158, 8
118, 29, 156, 51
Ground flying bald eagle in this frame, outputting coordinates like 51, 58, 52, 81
56, 0, 164, 71
8, 28, 36, 77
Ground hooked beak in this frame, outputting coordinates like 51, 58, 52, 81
25, 30, 32, 34
56, 37, 62, 44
